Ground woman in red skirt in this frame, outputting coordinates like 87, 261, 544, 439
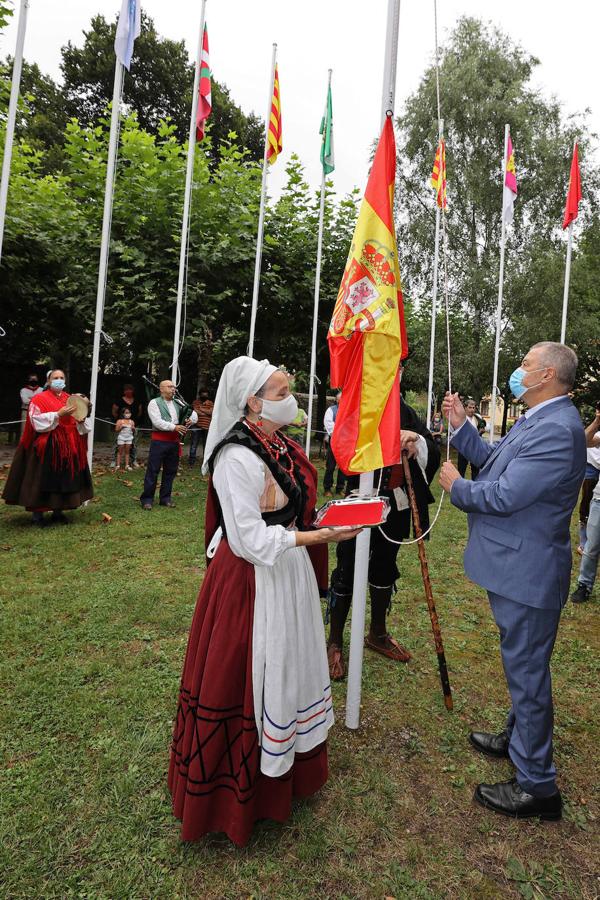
2, 369, 93, 525
168, 356, 359, 846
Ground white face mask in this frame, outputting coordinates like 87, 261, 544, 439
260, 394, 298, 426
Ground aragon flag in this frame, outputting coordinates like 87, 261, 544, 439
267, 65, 282, 164
562, 142, 582, 229
328, 116, 407, 475
431, 138, 447, 209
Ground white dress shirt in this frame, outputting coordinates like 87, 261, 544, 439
323, 405, 336, 436
147, 398, 198, 431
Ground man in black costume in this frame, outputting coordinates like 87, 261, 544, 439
327, 363, 441, 680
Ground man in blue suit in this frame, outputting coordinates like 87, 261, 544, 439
440, 342, 585, 820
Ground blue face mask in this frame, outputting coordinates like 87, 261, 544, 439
508, 367, 545, 400
50, 378, 66, 391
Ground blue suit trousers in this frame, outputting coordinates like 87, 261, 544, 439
488, 592, 561, 797
140, 440, 180, 506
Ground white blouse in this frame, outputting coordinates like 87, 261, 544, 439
212, 444, 296, 567
29, 401, 91, 435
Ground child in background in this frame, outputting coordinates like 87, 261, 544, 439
115, 410, 136, 470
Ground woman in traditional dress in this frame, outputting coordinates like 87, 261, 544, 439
2, 369, 93, 525
168, 356, 359, 846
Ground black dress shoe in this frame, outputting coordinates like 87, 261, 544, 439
474, 777, 562, 820
469, 730, 510, 759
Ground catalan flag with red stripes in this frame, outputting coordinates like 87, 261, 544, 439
196, 25, 212, 141
431, 138, 447, 209
266, 65, 282, 164
328, 117, 407, 474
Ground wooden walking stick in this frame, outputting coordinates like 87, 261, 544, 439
401, 451, 453, 711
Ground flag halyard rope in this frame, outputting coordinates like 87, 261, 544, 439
378, 0, 453, 547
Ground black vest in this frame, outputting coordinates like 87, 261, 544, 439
208, 422, 310, 530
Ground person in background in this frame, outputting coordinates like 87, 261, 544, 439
140, 380, 197, 509
19, 374, 43, 436
456, 398, 484, 479
431, 410, 444, 446
440, 341, 585, 821
115, 409, 136, 470
111, 384, 143, 468
571, 404, 600, 603
327, 363, 440, 679
576, 401, 600, 553
188, 389, 214, 466
323, 391, 346, 497
286, 399, 308, 442
3, 369, 93, 525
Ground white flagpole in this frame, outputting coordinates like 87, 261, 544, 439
426, 117, 443, 430
489, 123, 509, 444
171, 0, 207, 385
346, 0, 401, 731
87, 60, 124, 470
560, 223, 573, 345
248, 43, 277, 357
305, 69, 332, 458
0, 0, 29, 265
560, 140, 577, 345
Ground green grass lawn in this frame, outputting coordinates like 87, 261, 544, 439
0, 452, 598, 899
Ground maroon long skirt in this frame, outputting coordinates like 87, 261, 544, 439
168, 539, 328, 847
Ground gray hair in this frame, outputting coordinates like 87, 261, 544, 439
531, 342, 578, 390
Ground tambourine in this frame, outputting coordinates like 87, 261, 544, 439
67, 394, 90, 423
313, 494, 391, 529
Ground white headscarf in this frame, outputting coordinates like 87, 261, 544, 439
202, 356, 277, 473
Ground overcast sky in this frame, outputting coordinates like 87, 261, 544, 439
2, 0, 598, 200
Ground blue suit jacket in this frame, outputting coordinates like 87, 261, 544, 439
450, 396, 586, 609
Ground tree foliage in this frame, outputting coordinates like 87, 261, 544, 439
396, 17, 599, 411
1, 13, 598, 423
61, 13, 264, 163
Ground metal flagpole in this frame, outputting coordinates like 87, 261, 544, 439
346, 0, 401, 731
248, 43, 277, 357
489, 123, 509, 444
560, 140, 577, 345
87, 60, 124, 470
171, 0, 207, 385
560, 222, 573, 345
305, 69, 332, 457
0, 0, 29, 265
426, 117, 443, 430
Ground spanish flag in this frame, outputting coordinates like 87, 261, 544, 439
267, 65, 282, 164
328, 116, 407, 475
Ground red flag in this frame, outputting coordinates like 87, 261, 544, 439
562, 142, 582, 230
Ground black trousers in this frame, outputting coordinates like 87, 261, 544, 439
189, 428, 208, 462
323, 443, 346, 492
457, 452, 479, 480
140, 440, 180, 505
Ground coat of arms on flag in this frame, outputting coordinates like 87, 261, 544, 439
328, 117, 407, 475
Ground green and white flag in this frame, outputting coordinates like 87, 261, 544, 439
320, 84, 334, 175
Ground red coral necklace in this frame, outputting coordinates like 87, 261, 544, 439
243, 418, 296, 482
